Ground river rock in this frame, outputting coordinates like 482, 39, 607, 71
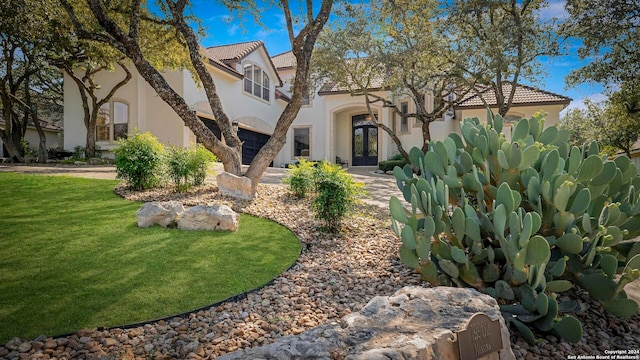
137, 201, 185, 228
216, 172, 254, 200
177, 205, 239, 232
219, 286, 515, 360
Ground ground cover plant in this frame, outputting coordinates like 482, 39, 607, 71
0, 173, 300, 344
390, 113, 640, 344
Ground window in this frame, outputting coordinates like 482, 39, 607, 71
243, 64, 270, 101
400, 102, 409, 133
293, 127, 310, 157
302, 91, 311, 106
504, 114, 523, 123
96, 101, 129, 142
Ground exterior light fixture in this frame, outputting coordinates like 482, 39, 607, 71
232, 120, 239, 133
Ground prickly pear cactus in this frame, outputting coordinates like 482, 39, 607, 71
390, 111, 640, 344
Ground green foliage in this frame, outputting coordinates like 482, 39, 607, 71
114, 131, 164, 190
379, 158, 407, 172
560, 87, 640, 157
563, 0, 639, 87
390, 113, 640, 344
165, 144, 217, 192
282, 159, 317, 198
21, 140, 38, 159
312, 162, 366, 232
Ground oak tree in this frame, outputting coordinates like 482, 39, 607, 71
313, 0, 469, 161
444, 0, 562, 116
60, 0, 333, 192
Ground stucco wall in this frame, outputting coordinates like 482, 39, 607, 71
24, 129, 62, 150
63, 65, 141, 153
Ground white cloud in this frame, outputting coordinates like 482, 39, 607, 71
560, 93, 607, 117
538, 0, 569, 21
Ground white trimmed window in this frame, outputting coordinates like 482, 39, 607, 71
96, 101, 129, 142
243, 64, 270, 101
400, 102, 409, 133
293, 127, 311, 157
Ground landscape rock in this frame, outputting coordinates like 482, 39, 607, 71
219, 286, 515, 360
216, 172, 254, 200
177, 205, 239, 231
136, 201, 185, 228
626, 277, 640, 307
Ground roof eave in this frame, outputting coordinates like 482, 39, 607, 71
318, 87, 385, 96
455, 100, 572, 110
206, 59, 243, 79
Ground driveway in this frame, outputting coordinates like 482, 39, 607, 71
0, 163, 402, 208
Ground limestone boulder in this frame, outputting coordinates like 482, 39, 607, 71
219, 286, 515, 360
177, 205, 239, 232
137, 201, 185, 228
217, 172, 254, 200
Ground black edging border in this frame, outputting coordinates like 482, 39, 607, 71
2, 189, 304, 346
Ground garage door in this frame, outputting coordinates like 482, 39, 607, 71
199, 117, 271, 165
238, 127, 271, 165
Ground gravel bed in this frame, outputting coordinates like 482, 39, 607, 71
1, 183, 639, 359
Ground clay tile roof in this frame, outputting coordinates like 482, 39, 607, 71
202, 41, 283, 85
272, 51, 296, 69
457, 82, 572, 108
317, 75, 385, 94
205, 40, 264, 61
0, 116, 61, 131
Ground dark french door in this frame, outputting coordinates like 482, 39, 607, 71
352, 114, 378, 166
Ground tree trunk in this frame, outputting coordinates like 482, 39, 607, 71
420, 118, 433, 153
86, 106, 99, 158
0, 131, 23, 162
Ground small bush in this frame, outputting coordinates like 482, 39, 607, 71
166, 144, 216, 192
282, 159, 317, 198
378, 159, 407, 172
312, 162, 365, 232
114, 131, 164, 190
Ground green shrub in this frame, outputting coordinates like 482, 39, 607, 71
166, 144, 216, 192
282, 159, 317, 198
379, 159, 407, 172
312, 162, 365, 232
114, 131, 164, 190
390, 112, 640, 345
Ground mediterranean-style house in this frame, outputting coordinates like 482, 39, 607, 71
63, 40, 572, 168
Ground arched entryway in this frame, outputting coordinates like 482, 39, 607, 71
352, 114, 378, 166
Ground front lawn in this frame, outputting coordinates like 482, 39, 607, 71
0, 173, 300, 343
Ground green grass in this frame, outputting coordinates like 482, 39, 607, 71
0, 173, 300, 343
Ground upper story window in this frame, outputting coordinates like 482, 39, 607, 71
243, 64, 270, 102
97, 101, 129, 142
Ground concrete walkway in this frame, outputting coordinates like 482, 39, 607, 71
0, 163, 403, 208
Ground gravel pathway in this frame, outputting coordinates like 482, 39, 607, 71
1, 183, 639, 359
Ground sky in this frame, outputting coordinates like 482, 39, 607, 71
189, 0, 606, 116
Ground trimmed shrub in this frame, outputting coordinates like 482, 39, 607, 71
166, 144, 217, 192
312, 162, 365, 232
282, 159, 317, 198
378, 159, 407, 172
114, 131, 164, 190
390, 113, 640, 344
